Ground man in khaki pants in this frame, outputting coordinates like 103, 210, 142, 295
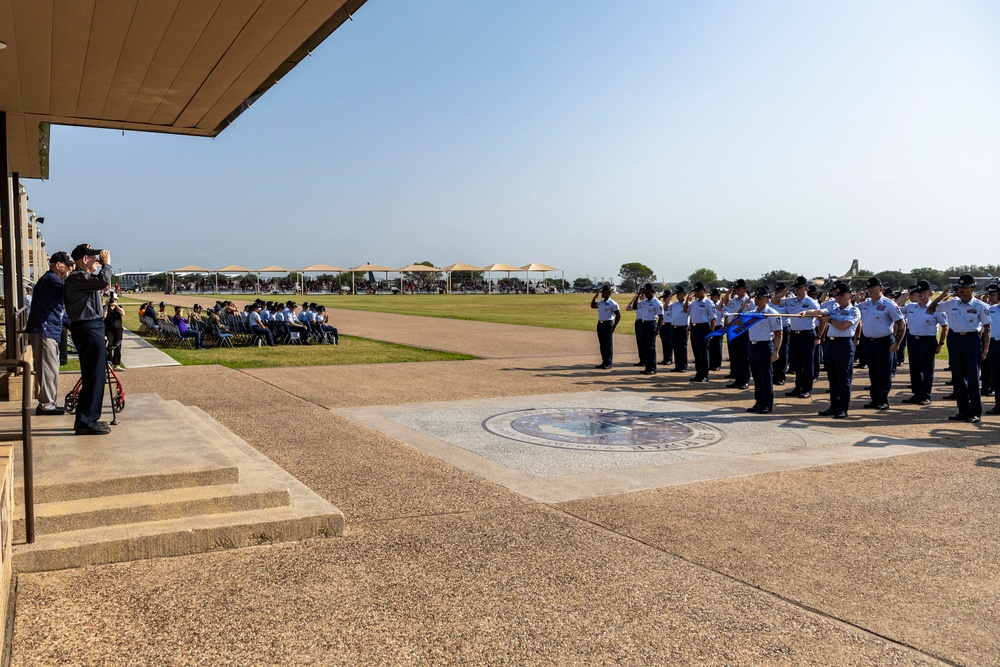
25, 251, 72, 415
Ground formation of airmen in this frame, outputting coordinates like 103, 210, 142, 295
591, 274, 999, 423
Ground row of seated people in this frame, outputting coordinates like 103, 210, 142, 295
137, 299, 339, 348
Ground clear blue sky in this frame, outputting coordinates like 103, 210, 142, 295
25, 0, 1000, 284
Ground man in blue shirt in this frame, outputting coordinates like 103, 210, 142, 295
25, 251, 72, 415
591, 285, 621, 369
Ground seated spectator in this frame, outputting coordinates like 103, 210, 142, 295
190, 303, 206, 326
207, 306, 229, 333
316, 305, 339, 344
247, 303, 276, 346
172, 306, 208, 349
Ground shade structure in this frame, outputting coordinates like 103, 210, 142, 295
441, 263, 484, 294
254, 266, 292, 294
396, 264, 442, 294
169, 265, 212, 273
349, 264, 394, 295
520, 263, 565, 294
481, 263, 521, 294
299, 264, 348, 273
169, 265, 211, 292
212, 265, 253, 294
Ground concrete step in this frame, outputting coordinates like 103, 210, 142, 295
11, 393, 343, 572
14, 484, 291, 536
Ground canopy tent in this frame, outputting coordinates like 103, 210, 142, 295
520, 263, 564, 294
212, 265, 253, 294
481, 263, 521, 294
442, 263, 485, 294
254, 265, 292, 294
396, 264, 443, 294
299, 264, 349, 294
349, 264, 394, 295
168, 265, 211, 293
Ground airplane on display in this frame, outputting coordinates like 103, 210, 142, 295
812, 259, 872, 287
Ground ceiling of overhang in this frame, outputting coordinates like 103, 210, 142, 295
0, 0, 366, 179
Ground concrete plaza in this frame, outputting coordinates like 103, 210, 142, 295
9, 305, 999, 666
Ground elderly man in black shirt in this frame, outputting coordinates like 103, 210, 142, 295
64, 244, 113, 435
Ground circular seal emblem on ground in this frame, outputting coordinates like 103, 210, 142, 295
482, 408, 724, 452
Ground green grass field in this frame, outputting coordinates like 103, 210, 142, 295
116, 298, 474, 369
281, 293, 635, 333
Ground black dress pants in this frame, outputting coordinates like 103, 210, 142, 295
906, 334, 936, 400
862, 336, 893, 405
988, 343, 1000, 408
671, 326, 689, 371
750, 340, 775, 409
948, 332, 983, 417
634, 320, 645, 367
659, 323, 673, 364
708, 325, 723, 369
773, 327, 790, 383
728, 335, 750, 385
789, 330, 818, 393
597, 321, 614, 366
638, 321, 658, 372
70, 319, 107, 430
690, 322, 711, 379
826, 338, 855, 414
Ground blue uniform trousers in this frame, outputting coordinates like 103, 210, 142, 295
659, 323, 673, 364
772, 327, 790, 383
690, 322, 711, 379
826, 338, 855, 414
671, 325, 689, 371
947, 332, 984, 417
789, 330, 818, 393
906, 334, 937, 401
633, 320, 645, 366
637, 321, 658, 372
862, 335, 894, 405
728, 334, 750, 385
597, 321, 615, 366
988, 343, 1000, 408
708, 325, 723, 369
749, 340, 775, 409
69, 319, 107, 430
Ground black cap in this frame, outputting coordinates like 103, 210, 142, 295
601, 283, 611, 292
954, 274, 976, 289
193, 304, 202, 310
49, 251, 71, 265
774, 282, 786, 291
753, 285, 771, 298
833, 284, 852, 296
693, 282, 706, 291
159, 301, 165, 307
866, 276, 882, 288
793, 275, 809, 288
806, 284, 818, 293
914, 280, 932, 293
987, 283, 999, 294
70, 243, 103, 261
674, 285, 687, 294
734, 279, 747, 288
642, 283, 654, 292
710, 287, 722, 297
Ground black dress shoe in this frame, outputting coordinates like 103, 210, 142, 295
659, 360, 669, 365
710, 367, 721, 372
756, 406, 773, 414
968, 416, 981, 423
36, 406, 66, 416
948, 413, 971, 421
833, 411, 848, 419
798, 392, 811, 399
595, 364, 611, 369
874, 403, 889, 410
723, 373, 734, 379
785, 389, 802, 397
918, 399, 931, 406
942, 393, 956, 400
746, 405, 761, 413
726, 382, 742, 388
640, 370, 656, 375
984, 391, 996, 398
774, 380, 786, 386
633, 362, 644, 367
986, 407, 1000, 416
75, 423, 111, 435
689, 376, 704, 382
862, 402, 876, 408
901, 396, 921, 404
818, 408, 837, 416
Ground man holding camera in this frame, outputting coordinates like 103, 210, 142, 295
64, 244, 114, 435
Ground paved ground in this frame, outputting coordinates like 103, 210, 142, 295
10, 308, 1000, 666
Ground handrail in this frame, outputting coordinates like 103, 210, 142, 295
0, 358, 33, 543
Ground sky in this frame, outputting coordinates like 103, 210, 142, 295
23, 0, 1000, 284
